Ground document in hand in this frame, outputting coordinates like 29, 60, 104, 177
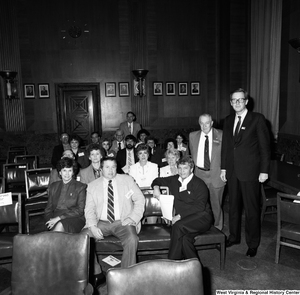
159, 194, 174, 221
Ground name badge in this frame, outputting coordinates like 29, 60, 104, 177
181, 147, 186, 151
0, 192, 13, 207
162, 158, 167, 162
79, 152, 85, 157
125, 189, 134, 199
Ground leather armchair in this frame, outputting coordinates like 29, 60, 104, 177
11, 232, 93, 295
24, 167, 52, 233
0, 193, 22, 263
275, 192, 300, 264
107, 258, 204, 295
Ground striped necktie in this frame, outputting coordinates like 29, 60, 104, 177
234, 116, 241, 137
128, 150, 132, 168
107, 180, 115, 223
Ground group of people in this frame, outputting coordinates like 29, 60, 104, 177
45, 88, 270, 288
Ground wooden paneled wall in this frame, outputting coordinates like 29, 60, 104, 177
0, 0, 249, 134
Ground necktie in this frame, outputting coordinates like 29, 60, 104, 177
128, 123, 132, 134
128, 150, 132, 168
234, 116, 241, 137
204, 135, 210, 170
107, 180, 115, 223
95, 169, 101, 179
118, 142, 121, 150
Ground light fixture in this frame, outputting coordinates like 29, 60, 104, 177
289, 38, 300, 53
0, 70, 19, 100
132, 69, 148, 97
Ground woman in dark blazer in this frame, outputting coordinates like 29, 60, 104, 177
45, 157, 87, 233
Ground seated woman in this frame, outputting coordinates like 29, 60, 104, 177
44, 157, 87, 233
160, 149, 181, 177
69, 134, 90, 169
102, 138, 116, 157
152, 156, 213, 261
135, 129, 150, 147
175, 133, 189, 157
159, 138, 178, 168
49, 149, 76, 185
129, 144, 158, 188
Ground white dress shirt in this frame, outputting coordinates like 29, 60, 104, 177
196, 129, 212, 168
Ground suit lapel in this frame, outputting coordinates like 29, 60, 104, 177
235, 111, 252, 144
192, 131, 201, 163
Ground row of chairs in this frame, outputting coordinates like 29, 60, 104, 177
1, 164, 52, 234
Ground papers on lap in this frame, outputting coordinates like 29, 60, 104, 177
159, 194, 174, 221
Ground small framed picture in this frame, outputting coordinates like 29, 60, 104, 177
178, 82, 188, 96
38, 83, 50, 98
153, 82, 163, 96
24, 84, 35, 98
119, 82, 129, 97
105, 82, 116, 97
191, 82, 200, 95
166, 82, 176, 96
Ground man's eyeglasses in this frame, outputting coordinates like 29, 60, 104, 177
230, 98, 246, 104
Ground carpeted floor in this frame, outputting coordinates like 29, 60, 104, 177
1, 197, 300, 295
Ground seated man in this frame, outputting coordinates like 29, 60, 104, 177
145, 135, 165, 168
109, 129, 125, 155
152, 156, 213, 260
82, 156, 145, 288
116, 134, 138, 174
51, 132, 71, 168
78, 143, 106, 184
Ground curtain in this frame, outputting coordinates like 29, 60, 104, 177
250, 0, 282, 138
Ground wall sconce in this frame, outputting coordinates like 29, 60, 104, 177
0, 70, 19, 100
132, 69, 148, 97
289, 38, 300, 53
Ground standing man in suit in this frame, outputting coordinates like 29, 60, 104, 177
83, 156, 145, 288
189, 114, 225, 230
220, 88, 270, 258
116, 135, 138, 174
78, 144, 106, 184
119, 111, 141, 138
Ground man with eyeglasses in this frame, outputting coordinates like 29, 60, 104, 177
220, 88, 270, 258
51, 132, 71, 168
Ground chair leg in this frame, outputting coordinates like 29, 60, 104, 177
275, 238, 281, 264
220, 240, 225, 270
26, 211, 30, 234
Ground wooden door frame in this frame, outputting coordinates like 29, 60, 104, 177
55, 83, 102, 136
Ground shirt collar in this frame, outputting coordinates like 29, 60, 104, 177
178, 173, 193, 186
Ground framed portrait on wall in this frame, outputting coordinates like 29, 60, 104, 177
191, 82, 200, 95
178, 82, 188, 96
24, 84, 35, 98
38, 83, 50, 98
105, 82, 116, 97
153, 82, 163, 96
119, 82, 129, 97
166, 82, 175, 96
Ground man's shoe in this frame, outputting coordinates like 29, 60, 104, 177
94, 273, 106, 289
226, 239, 240, 248
246, 248, 257, 257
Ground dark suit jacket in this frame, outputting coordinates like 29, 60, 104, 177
116, 148, 138, 174
51, 144, 64, 168
221, 111, 270, 181
44, 179, 87, 222
152, 175, 212, 220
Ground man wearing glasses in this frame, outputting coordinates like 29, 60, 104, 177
220, 88, 270, 258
